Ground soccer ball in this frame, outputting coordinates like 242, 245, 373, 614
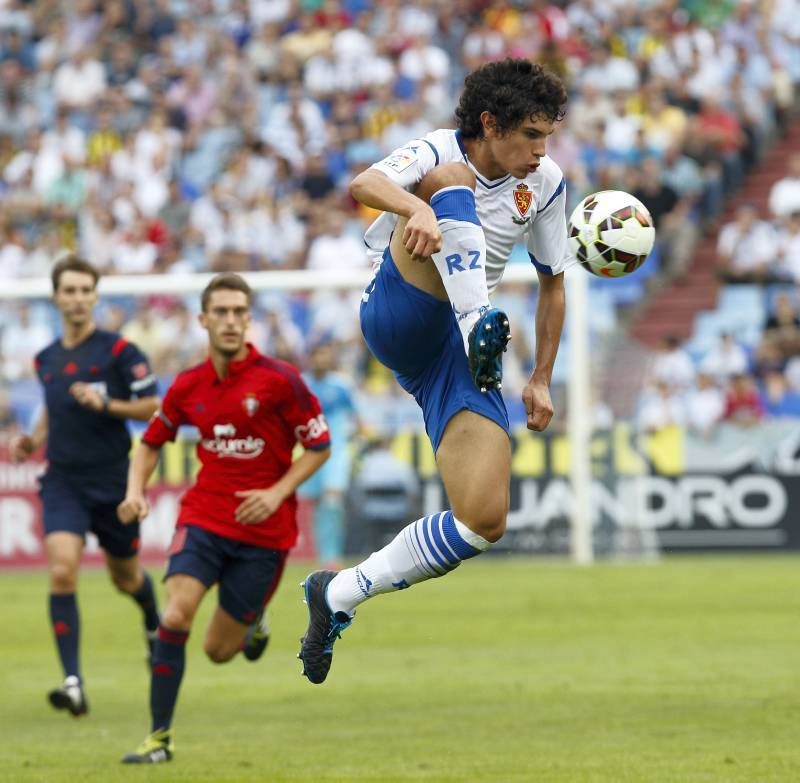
568, 190, 656, 277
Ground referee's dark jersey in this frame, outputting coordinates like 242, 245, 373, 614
35, 330, 158, 474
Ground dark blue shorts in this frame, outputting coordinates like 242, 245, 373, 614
39, 467, 139, 559
360, 249, 508, 451
165, 525, 287, 624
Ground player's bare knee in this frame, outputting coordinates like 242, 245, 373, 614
50, 562, 77, 592
466, 513, 506, 544
415, 162, 476, 204
162, 604, 193, 631
457, 496, 508, 543
479, 516, 507, 544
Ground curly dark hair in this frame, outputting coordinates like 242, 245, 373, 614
455, 59, 568, 140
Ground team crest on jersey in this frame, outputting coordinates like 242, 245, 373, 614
513, 183, 533, 217
242, 393, 259, 417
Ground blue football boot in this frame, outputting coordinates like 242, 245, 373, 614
468, 307, 511, 392
297, 570, 353, 685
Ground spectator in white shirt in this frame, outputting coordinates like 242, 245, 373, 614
0, 226, 26, 279
306, 210, 367, 271
685, 43, 732, 102
305, 210, 368, 343
4, 128, 65, 197
580, 42, 640, 94
397, 5, 438, 38
717, 203, 778, 282
332, 12, 374, 64
685, 372, 725, 439
246, 195, 305, 268
52, 48, 106, 110
304, 44, 362, 99
79, 201, 118, 272
111, 218, 158, 274
42, 109, 86, 165
398, 35, 450, 87
638, 381, 687, 433
700, 333, 749, 385
768, 153, 800, 219
134, 110, 182, 173
262, 83, 328, 167
603, 90, 641, 155
648, 335, 696, 391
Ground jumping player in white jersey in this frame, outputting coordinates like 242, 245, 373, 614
299, 59, 572, 684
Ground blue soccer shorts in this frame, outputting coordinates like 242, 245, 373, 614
360, 248, 508, 452
165, 525, 287, 625
39, 467, 140, 559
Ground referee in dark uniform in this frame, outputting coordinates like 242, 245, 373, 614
10, 256, 161, 717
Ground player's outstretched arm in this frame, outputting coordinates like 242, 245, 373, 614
523, 271, 565, 432
234, 446, 331, 525
117, 441, 161, 524
9, 409, 48, 463
350, 169, 441, 259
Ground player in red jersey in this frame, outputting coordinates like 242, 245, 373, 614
118, 273, 331, 764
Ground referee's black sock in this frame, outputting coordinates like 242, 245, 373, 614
49, 593, 81, 680
150, 626, 188, 733
131, 571, 160, 633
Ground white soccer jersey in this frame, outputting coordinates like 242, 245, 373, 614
363, 128, 575, 294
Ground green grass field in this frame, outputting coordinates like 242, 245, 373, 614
1, 556, 798, 783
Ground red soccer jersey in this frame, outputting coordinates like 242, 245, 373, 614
142, 344, 330, 550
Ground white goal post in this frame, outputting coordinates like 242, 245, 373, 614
1, 265, 594, 563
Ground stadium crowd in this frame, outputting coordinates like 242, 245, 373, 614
2, 0, 800, 434
640, 298, 800, 440
639, 133, 800, 436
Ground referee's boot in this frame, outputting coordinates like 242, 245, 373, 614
298, 570, 353, 684
48, 675, 89, 717
468, 307, 511, 393
121, 728, 174, 764
242, 610, 270, 662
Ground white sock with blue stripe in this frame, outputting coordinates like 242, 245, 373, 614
325, 511, 491, 617
429, 186, 491, 355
